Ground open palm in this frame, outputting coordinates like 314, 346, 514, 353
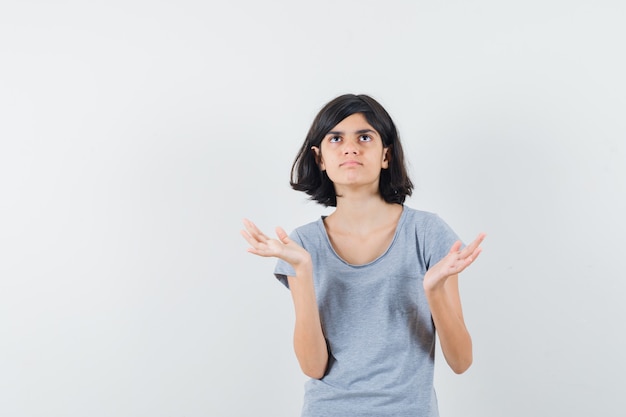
241, 218, 311, 268
424, 233, 486, 292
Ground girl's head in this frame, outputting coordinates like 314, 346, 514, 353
290, 94, 413, 207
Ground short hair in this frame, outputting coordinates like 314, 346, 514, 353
290, 94, 414, 207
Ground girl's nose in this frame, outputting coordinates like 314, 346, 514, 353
343, 140, 358, 154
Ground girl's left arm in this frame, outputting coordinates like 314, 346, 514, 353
423, 233, 485, 374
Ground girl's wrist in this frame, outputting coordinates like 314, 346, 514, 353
292, 254, 312, 275
423, 272, 446, 294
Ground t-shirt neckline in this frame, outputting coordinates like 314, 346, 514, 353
317, 205, 407, 268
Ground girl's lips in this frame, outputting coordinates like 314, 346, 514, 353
340, 160, 362, 167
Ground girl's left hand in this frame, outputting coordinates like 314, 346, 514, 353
423, 233, 486, 292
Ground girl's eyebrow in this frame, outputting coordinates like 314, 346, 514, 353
326, 129, 378, 136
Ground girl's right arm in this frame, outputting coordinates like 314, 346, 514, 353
286, 261, 328, 379
241, 219, 328, 379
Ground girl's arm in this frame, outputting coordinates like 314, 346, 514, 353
241, 219, 328, 379
425, 274, 472, 373
287, 262, 328, 379
423, 233, 485, 374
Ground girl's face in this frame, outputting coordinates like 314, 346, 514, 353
312, 113, 389, 193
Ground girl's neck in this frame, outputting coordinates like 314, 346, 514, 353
327, 193, 402, 234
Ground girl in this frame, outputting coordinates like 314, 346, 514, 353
241, 94, 485, 417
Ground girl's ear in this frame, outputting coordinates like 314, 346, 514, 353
311, 146, 325, 171
382, 147, 390, 169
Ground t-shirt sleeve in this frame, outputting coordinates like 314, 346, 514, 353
273, 229, 302, 289
424, 214, 464, 270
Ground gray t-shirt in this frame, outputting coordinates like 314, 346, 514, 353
274, 205, 461, 417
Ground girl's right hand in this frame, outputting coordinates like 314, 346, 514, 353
240, 219, 311, 268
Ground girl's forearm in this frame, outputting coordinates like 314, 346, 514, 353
426, 285, 473, 374
287, 262, 328, 379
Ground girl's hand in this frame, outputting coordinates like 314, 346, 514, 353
424, 233, 486, 292
240, 218, 311, 268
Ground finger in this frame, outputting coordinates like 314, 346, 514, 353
240, 229, 264, 249
243, 218, 269, 242
449, 240, 463, 254
243, 218, 263, 236
275, 226, 289, 244
461, 247, 483, 270
465, 245, 482, 261
460, 233, 486, 258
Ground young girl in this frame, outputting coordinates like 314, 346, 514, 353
241, 94, 485, 417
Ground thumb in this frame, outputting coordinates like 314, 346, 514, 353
275, 226, 289, 243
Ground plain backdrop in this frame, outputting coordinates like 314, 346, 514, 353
1, 1, 625, 416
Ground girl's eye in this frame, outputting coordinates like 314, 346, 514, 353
359, 135, 372, 142
329, 136, 342, 143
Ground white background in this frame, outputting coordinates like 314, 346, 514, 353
1, 1, 625, 416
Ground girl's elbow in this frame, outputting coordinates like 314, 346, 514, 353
296, 347, 329, 379
302, 367, 325, 379
451, 355, 473, 374
301, 362, 326, 379
299, 355, 328, 379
